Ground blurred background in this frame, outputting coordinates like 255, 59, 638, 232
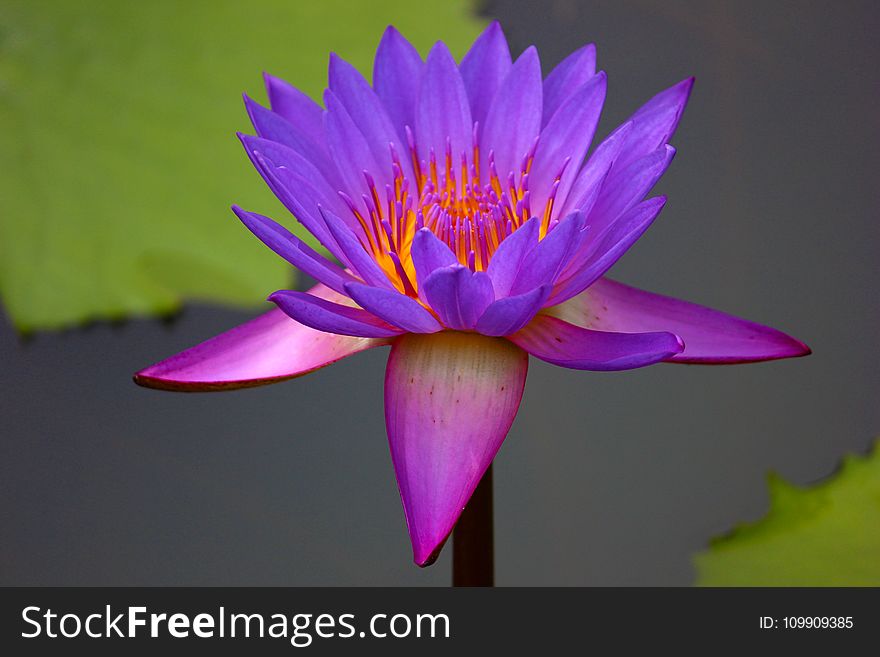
1, 0, 877, 585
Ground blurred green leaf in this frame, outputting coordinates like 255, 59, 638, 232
694, 441, 880, 586
0, 0, 482, 331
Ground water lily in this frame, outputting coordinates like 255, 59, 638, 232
134, 22, 810, 566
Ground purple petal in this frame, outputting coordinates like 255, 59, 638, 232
134, 285, 390, 391
256, 163, 350, 263
269, 289, 403, 338
345, 282, 443, 334
560, 120, 632, 217
320, 208, 396, 290
240, 138, 346, 259
509, 314, 683, 370
240, 133, 345, 217
475, 285, 551, 336
422, 265, 495, 330
459, 21, 512, 128
263, 72, 325, 141
614, 77, 694, 172
510, 211, 586, 295
329, 54, 413, 182
588, 144, 675, 237
550, 196, 667, 305
373, 26, 423, 144
480, 46, 543, 180
384, 332, 528, 565
232, 206, 357, 295
550, 277, 811, 363
323, 90, 385, 196
243, 94, 334, 183
485, 216, 539, 298
416, 42, 473, 166
542, 44, 597, 127
529, 73, 606, 221
410, 228, 458, 295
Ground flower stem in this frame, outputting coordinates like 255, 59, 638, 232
452, 464, 494, 587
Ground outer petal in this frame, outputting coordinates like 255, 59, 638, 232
422, 265, 495, 330
459, 20, 512, 128
480, 46, 542, 179
509, 314, 684, 371
134, 285, 390, 391
373, 26, 423, 143
541, 43, 597, 127
269, 289, 403, 338
416, 42, 473, 165
548, 278, 811, 363
384, 332, 528, 566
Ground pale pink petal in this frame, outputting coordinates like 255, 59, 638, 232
384, 332, 528, 566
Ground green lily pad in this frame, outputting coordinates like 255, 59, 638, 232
0, 0, 482, 331
694, 441, 880, 586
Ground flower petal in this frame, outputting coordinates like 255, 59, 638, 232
269, 289, 403, 338
410, 227, 458, 295
549, 196, 667, 305
614, 77, 694, 172
422, 265, 495, 330
549, 278, 811, 363
588, 144, 675, 237
323, 89, 386, 195
510, 211, 586, 295
232, 206, 357, 295
133, 285, 390, 391
485, 215, 539, 298
560, 120, 632, 217
329, 53, 413, 183
480, 46, 543, 180
459, 21, 512, 128
541, 43, 597, 127
240, 140, 346, 260
529, 72, 606, 217
509, 314, 683, 370
263, 72, 326, 142
373, 26, 423, 144
344, 282, 443, 334
243, 94, 335, 184
321, 208, 396, 290
475, 285, 551, 336
416, 42, 473, 166
384, 332, 528, 565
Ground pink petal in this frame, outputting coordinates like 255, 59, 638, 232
548, 277, 811, 363
384, 332, 528, 566
134, 285, 391, 391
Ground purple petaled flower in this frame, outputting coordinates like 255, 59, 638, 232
135, 23, 810, 566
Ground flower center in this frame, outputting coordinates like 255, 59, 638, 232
340, 127, 568, 296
